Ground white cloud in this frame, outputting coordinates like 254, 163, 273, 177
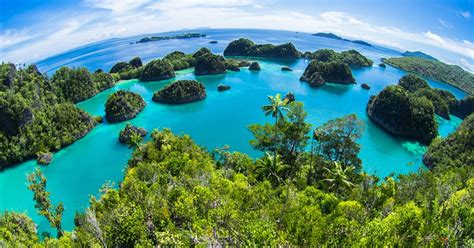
460, 58, 474, 72
425, 31, 445, 45
460, 11, 471, 20
438, 18, 452, 29
83, 0, 152, 13
0, 30, 37, 48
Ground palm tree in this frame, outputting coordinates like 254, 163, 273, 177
255, 152, 287, 184
261, 93, 289, 161
128, 132, 144, 152
321, 162, 355, 194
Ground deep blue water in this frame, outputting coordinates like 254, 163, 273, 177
0, 29, 467, 236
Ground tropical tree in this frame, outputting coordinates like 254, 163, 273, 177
321, 162, 356, 195
255, 152, 287, 185
27, 168, 64, 238
262, 94, 289, 157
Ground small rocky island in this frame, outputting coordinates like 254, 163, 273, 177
300, 61, 355, 86
379, 63, 386, 68
366, 85, 438, 145
217, 84, 231, 91
281, 66, 293, 71
105, 90, 146, 123
193, 48, 227, 75
139, 59, 175, 82
119, 124, 148, 144
37, 152, 53, 165
361, 83, 370, 90
136, 33, 206, 43
163, 51, 196, 71
223, 38, 301, 58
153, 80, 206, 104
249, 62, 261, 71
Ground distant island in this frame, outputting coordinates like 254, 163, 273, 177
401, 51, 438, 61
136, 33, 206, 43
312, 33, 372, 47
384, 57, 474, 95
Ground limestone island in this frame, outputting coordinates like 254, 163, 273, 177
36, 152, 52, 165
119, 124, 148, 144
223, 38, 301, 58
136, 33, 206, 43
379, 63, 386, 68
361, 83, 370, 90
105, 90, 146, 123
110, 56, 145, 80
163, 51, 196, 71
217, 84, 231, 92
193, 48, 227, 75
366, 85, 438, 145
139, 59, 175, 82
300, 61, 355, 86
303, 49, 373, 67
153, 80, 206, 104
281, 66, 293, 71
249, 62, 261, 71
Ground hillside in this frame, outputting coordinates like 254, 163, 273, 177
384, 57, 474, 95
401, 51, 438, 61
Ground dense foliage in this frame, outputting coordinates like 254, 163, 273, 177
51, 67, 115, 103
163, 51, 196, 70
152, 80, 206, 104
451, 96, 474, 119
0, 63, 97, 169
303, 49, 373, 67
300, 60, 355, 85
367, 85, 438, 144
105, 90, 146, 123
384, 56, 474, 95
401, 51, 438, 61
119, 123, 148, 145
423, 113, 474, 168
139, 59, 175, 82
4, 94, 472, 246
194, 48, 227, 75
224, 38, 301, 58
110, 57, 144, 80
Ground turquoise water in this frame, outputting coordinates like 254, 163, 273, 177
0, 29, 466, 236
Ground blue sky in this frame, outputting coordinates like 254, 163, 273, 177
1, 0, 473, 71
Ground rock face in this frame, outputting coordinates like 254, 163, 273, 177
193, 48, 226, 75
119, 124, 148, 144
223, 38, 301, 58
153, 80, 206, 104
105, 90, 146, 123
451, 96, 474, 119
140, 59, 175, 82
217, 84, 231, 92
361, 83, 370, 90
226, 64, 240, 72
300, 61, 355, 85
281, 66, 293, 71
2, 63, 17, 88
110, 62, 131, 74
366, 85, 438, 145
37, 152, 52, 165
249, 62, 261, 71
129, 57, 143, 68
423, 114, 473, 169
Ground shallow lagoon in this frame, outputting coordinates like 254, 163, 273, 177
0, 29, 466, 235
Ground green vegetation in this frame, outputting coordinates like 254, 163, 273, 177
384, 56, 474, 95
300, 60, 355, 85
105, 90, 145, 123
193, 48, 227, 75
140, 59, 175, 82
367, 84, 438, 145
4, 94, 472, 246
163, 51, 196, 70
110, 57, 144, 80
152, 80, 206, 104
0, 63, 97, 169
224, 38, 301, 58
451, 96, 474, 119
303, 49, 373, 67
119, 123, 147, 146
137, 33, 206, 43
423, 113, 474, 169
401, 51, 438, 61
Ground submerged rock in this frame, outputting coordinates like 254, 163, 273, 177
217, 84, 231, 92
37, 152, 52, 165
105, 90, 146, 123
153, 80, 206, 104
281, 66, 293, 71
140, 59, 175, 82
366, 85, 438, 145
249, 62, 261, 71
361, 83, 370, 90
119, 124, 148, 144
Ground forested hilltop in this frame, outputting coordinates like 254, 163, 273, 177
0, 63, 114, 168
1, 95, 472, 246
384, 57, 474, 95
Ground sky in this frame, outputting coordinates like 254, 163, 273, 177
0, 0, 473, 72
